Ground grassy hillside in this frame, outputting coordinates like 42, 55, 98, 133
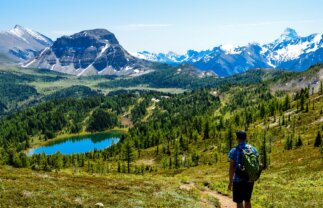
0, 166, 220, 208
0, 63, 298, 116
0, 65, 186, 116
0, 64, 322, 207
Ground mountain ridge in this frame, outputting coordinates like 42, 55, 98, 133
134, 28, 323, 76
0, 25, 53, 61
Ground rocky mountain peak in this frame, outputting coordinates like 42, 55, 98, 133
135, 28, 323, 76
24, 28, 151, 76
0, 25, 53, 61
279, 28, 299, 41
71, 29, 119, 44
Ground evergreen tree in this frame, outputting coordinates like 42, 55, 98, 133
117, 161, 121, 173
260, 103, 266, 118
314, 131, 322, 147
204, 121, 210, 140
87, 109, 118, 132
122, 140, 135, 173
261, 133, 268, 169
52, 152, 63, 171
174, 142, 180, 169
191, 149, 200, 166
300, 94, 305, 111
295, 135, 303, 147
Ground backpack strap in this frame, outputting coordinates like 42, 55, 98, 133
235, 145, 244, 166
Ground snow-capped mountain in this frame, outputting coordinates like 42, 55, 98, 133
24, 29, 152, 76
134, 28, 323, 76
0, 25, 53, 61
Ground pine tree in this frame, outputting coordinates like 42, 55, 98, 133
260, 103, 266, 118
73, 158, 77, 176
52, 152, 63, 171
204, 121, 210, 140
295, 135, 303, 147
314, 131, 322, 147
300, 94, 305, 111
174, 142, 180, 169
191, 149, 200, 166
122, 140, 135, 173
261, 133, 268, 169
320, 80, 323, 95
284, 135, 293, 150
117, 161, 121, 173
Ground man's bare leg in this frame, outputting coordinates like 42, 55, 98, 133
237, 203, 243, 208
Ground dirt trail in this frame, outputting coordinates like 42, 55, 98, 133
180, 182, 235, 208
202, 187, 235, 208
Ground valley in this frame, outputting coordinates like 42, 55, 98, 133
0, 63, 322, 207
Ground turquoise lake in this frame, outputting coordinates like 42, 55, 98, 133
29, 132, 120, 155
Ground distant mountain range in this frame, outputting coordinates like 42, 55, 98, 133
0, 26, 322, 77
0, 25, 53, 61
134, 28, 323, 76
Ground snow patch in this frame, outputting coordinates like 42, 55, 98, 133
77, 64, 93, 76
39, 47, 49, 57
23, 59, 36, 68
273, 42, 309, 61
8, 27, 29, 43
220, 44, 241, 54
266, 60, 276, 68
25, 28, 51, 44
124, 66, 133, 71
99, 44, 109, 56
260, 46, 269, 55
50, 64, 56, 70
313, 33, 322, 44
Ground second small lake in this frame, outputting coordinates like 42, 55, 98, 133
29, 132, 121, 155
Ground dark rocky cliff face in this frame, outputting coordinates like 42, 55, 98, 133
25, 29, 151, 76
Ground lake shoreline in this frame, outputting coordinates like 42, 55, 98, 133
26, 128, 126, 156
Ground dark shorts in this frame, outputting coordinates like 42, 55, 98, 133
233, 181, 254, 203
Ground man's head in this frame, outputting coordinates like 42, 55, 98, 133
236, 130, 247, 141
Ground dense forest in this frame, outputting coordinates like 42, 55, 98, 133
0, 64, 322, 173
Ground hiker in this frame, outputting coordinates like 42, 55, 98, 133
228, 130, 260, 208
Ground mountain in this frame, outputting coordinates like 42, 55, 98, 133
0, 25, 53, 62
134, 28, 323, 76
24, 29, 152, 76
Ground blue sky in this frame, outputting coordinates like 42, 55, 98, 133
1, 0, 323, 53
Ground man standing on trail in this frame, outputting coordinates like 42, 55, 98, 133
228, 130, 259, 208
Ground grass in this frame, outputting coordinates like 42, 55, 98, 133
0, 65, 187, 114
177, 92, 323, 208
0, 166, 219, 208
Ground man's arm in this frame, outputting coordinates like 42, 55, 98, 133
228, 159, 235, 191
